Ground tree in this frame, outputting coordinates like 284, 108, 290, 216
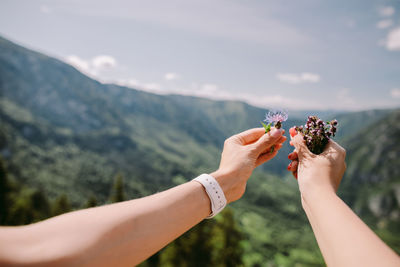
7, 189, 51, 225
156, 208, 244, 267
52, 194, 72, 216
30, 190, 51, 222
159, 219, 216, 267
0, 156, 10, 224
110, 173, 126, 203
214, 208, 244, 267
85, 194, 98, 208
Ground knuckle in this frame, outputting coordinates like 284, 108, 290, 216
224, 137, 232, 146
249, 143, 259, 154
260, 135, 272, 145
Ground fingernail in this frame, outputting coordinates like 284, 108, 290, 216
289, 127, 297, 137
287, 163, 292, 170
271, 128, 282, 137
288, 153, 292, 160
289, 141, 293, 146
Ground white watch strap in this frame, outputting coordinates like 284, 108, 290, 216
193, 174, 227, 218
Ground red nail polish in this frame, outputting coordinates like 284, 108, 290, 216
287, 163, 292, 170
289, 127, 297, 137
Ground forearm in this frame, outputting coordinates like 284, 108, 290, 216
302, 188, 400, 267
0, 181, 211, 267
301, 196, 334, 264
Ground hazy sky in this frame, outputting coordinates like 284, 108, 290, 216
1, 0, 399, 110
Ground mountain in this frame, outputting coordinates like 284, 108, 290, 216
0, 35, 306, 201
341, 110, 400, 219
0, 35, 398, 266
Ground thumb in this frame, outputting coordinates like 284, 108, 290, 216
253, 128, 283, 153
292, 133, 313, 159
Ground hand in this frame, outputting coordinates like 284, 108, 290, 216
287, 130, 346, 201
211, 127, 286, 203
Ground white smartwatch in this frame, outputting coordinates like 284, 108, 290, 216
193, 174, 227, 218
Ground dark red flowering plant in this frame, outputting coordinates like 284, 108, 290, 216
290, 116, 338, 155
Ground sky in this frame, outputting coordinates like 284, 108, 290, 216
0, 0, 399, 110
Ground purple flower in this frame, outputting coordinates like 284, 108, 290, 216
264, 110, 288, 124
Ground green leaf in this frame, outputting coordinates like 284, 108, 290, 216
261, 122, 271, 133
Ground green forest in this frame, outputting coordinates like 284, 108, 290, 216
0, 35, 399, 266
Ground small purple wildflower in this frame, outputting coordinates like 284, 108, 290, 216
263, 109, 288, 129
261, 109, 288, 153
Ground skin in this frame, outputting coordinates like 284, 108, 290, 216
287, 132, 400, 267
0, 127, 286, 267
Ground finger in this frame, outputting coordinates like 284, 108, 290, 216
288, 151, 298, 160
233, 128, 266, 145
277, 135, 287, 144
286, 160, 298, 171
260, 141, 283, 155
252, 128, 284, 154
291, 133, 312, 159
322, 139, 346, 157
255, 142, 283, 166
290, 160, 298, 172
293, 170, 298, 179
289, 126, 298, 137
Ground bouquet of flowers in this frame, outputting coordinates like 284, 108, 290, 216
290, 116, 338, 155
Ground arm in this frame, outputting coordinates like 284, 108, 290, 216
0, 127, 286, 267
288, 133, 400, 267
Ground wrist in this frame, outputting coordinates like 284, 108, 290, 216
209, 170, 235, 203
209, 170, 231, 202
190, 180, 212, 217
193, 174, 227, 218
210, 170, 246, 204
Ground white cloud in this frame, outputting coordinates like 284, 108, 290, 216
337, 88, 355, 106
344, 19, 356, 29
65, 55, 90, 73
276, 72, 320, 84
391, 88, 400, 98
142, 83, 162, 91
115, 79, 165, 93
379, 6, 395, 17
376, 19, 393, 29
301, 73, 320, 83
111, 78, 362, 110
200, 83, 219, 93
116, 79, 140, 88
385, 27, 400, 51
92, 55, 116, 69
164, 72, 180, 81
276, 73, 301, 84
65, 55, 117, 77
40, 5, 51, 14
